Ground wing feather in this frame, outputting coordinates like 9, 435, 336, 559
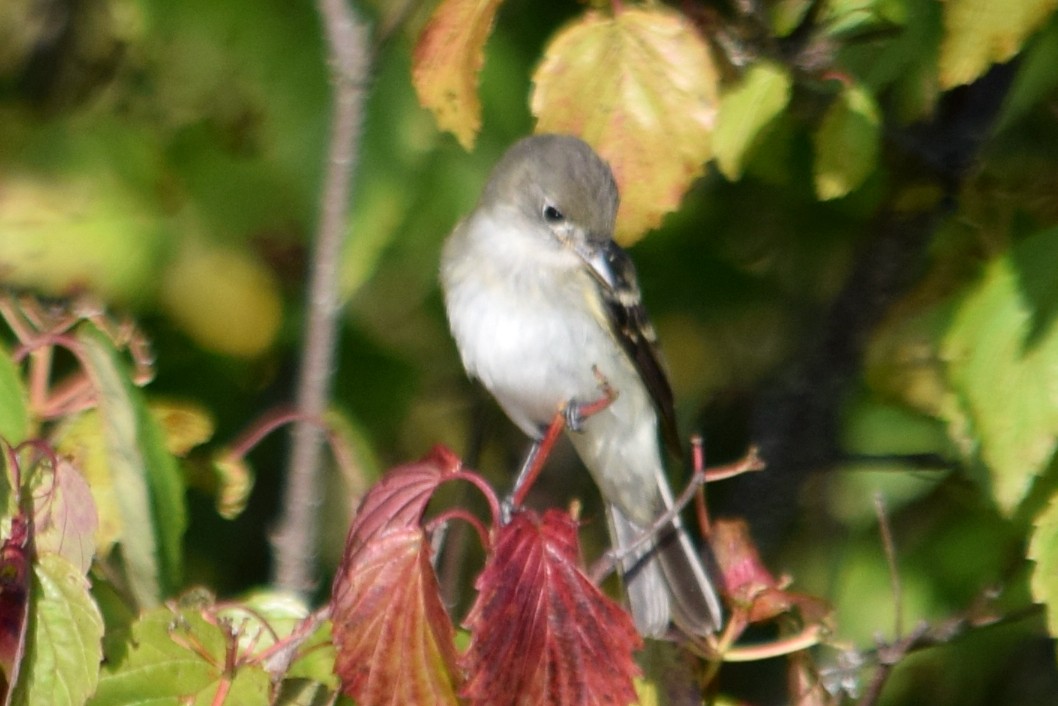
589, 242, 683, 458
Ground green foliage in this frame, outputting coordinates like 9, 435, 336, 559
18, 555, 104, 706
1, 0, 1058, 703
713, 62, 792, 181
78, 326, 185, 606
0, 344, 28, 444
813, 81, 881, 200
89, 604, 271, 706
942, 226, 1058, 514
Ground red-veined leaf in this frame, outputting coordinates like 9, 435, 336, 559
330, 446, 467, 705
461, 509, 642, 706
342, 445, 464, 553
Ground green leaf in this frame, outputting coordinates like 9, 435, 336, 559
78, 326, 186, 606
283, 621, 336, 688
15, 554, 104, 706
942, 226, 1058, 514
834, 0, 942, 124
0, 345, 28, 445
995, 15, 1058, 132
823, 0, 907, 36
135, 402, 188, 599
713, 62, 792, 181
217, 592, 337, 688
939, 0, 1058, 88
0, 165, 168, 305
813, 82, 881, 200
89, 604, 270, 706
1029, 493, 1058, 638
768, 0, 815, 37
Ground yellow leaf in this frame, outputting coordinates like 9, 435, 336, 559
412, 0, 503, 150
212, 452, 255, 520
0, 174, 166, 303
149, 399, 215, 456
939, 0, 1058, 88
1029, 493, 1058, 638
159, 240, 282, 358
532, 8, 720, 245
54, 410, 123, 559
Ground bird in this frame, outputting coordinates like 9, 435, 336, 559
440, 133, 722, 637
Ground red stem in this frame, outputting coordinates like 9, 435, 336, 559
426, 508, 491, 552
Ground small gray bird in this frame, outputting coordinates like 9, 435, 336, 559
441, 133, 722, 637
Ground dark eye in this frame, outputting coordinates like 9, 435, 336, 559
542, 204, 565, 223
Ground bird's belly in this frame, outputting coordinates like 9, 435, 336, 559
448, 282, 610, 436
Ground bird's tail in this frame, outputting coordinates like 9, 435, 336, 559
608, 500, 722, 638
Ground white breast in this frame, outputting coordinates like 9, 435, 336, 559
440, 209, 667, 520
441, 212, 614, 435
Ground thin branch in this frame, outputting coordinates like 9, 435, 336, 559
271, 0, 370, 594
590, 446, 764, 583
874, 493, 902, 639
850, 601, 1043, 706
718, 623, 826, 662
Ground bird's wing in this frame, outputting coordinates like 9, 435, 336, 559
584, 241, 683, 458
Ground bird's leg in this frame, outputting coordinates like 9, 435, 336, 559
506, 412, 566, 519
503, 439, 542, 524
505, 376, 618, 519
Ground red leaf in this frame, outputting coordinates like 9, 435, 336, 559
0, 513, 31, 705
712, 519, 828, 624
461, 509, 642, 706
343, 445, 463, 553
712, 518, 780, 602
331, 447, 464, 705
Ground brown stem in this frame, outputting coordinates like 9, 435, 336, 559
874, 493, 903, 639
591, 445, 763, 583
271, 0, 371, 595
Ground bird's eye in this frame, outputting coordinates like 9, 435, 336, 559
542, 204, 565, 224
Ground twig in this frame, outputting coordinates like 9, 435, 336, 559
873, 493, 902, 639
590, 446, 764, 582
271, 0, 371, 594
849, 602, 1043, 706
693, 436, 711, 538
259, 605, 333, 677
718, 623, 826, 662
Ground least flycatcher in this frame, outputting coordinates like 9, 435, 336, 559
441, 134, 722, 637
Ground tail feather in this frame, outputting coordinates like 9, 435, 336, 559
608, 505, 670, 637
655, 518, 722, 634
608, 503, 722, 637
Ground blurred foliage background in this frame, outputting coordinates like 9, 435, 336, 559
3, 0, 1058, 703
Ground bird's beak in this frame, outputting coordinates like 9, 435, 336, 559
577, 239, 619, 289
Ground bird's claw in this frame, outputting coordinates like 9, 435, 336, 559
500, 495, 516, 525
564, 401, 585, 432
